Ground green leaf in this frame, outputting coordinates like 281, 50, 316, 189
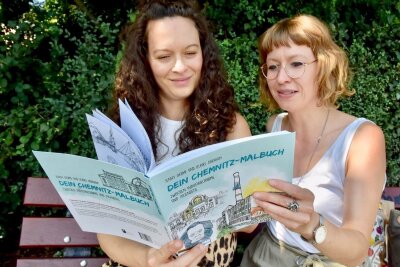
0, 79, 8, 88
40, 123, 49, 132
19, 133, 32, 144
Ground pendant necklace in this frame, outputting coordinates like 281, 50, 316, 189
295, 108, 330, 185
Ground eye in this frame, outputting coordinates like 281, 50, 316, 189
157, 55, 171, 60
185, 50, 198, 56
290, 61, 305, 68
268, 64, 279, 71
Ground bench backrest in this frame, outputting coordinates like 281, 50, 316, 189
17, 177, 108, 267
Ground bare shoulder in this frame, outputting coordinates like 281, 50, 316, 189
352, 120, 385, 148
226, 113, 251, 140
266, 114, 278, 133
336, 109, 385, 153
347, 117, 386, 178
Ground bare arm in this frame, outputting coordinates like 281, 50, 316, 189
253, 122, 386, 266
226, 112, 252, 140
321, 122, 386, 265
97, 234, 207, 267
97, 234, 148, 267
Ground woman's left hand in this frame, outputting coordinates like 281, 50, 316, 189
252, 179, 318, 237
147, 240, 207, 267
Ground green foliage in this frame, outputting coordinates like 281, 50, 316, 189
217, 36, 268, 135
0, 0, 32, 21
205, 0, 271, 38
0, 4, 118, 248
1, 0, 400, 255
340, 21, 400, 185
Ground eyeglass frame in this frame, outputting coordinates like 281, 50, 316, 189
260, 59, 317, 80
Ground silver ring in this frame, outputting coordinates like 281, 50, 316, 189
287, 200, 299, 212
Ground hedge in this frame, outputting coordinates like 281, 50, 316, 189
0, 0, 399, 254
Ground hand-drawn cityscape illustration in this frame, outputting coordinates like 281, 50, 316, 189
168, 172, 269, 242
180, 220, 213, 248
98, 170, 153, 201
88, 122, 146, 172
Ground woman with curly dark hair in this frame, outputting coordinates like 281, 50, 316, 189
98, 0, 253, 266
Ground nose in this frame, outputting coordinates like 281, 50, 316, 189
276, 65, 290, 83
172, 57, 187, 73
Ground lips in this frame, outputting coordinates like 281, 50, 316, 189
170, 76, 191, 87
277, 89, 297, 95
171, 77, 191, 82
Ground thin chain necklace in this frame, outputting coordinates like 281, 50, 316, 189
296, 108, 330, 185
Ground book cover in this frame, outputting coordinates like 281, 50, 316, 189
33, 100, 295, 249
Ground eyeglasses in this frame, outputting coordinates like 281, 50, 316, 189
260, 60, 317, 80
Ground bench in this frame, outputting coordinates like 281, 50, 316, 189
382, 187, 400, 209
18, 177, 400, 266
17, 177, 109, 267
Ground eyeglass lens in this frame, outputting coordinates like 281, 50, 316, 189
261, 60, 316, 80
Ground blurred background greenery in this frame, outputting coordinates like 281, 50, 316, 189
1, 0, 399, 263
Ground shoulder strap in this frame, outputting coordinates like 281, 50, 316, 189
271, 113, 288, 132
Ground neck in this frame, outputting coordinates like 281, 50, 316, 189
286, 107, 331, 141
292, 107, 331, 182
160, 100, 189, 121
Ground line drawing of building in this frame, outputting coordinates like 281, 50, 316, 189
167, 172, 271, 241
221, 172, 252, 227
167, 192, 223, 239
221, 172, 270, 229
90, 124, 117, 153
233, 172, 243, 201
88, 122, 146, 171
98, 170, 153, 201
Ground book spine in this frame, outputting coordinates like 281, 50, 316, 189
147, 176, 163, 217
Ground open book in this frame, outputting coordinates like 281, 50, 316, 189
33, 99, 295, 249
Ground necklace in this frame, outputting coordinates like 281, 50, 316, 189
296, 108, 330, 185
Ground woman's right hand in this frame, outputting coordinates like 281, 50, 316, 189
146, 240, 207, 267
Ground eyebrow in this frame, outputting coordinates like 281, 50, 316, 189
152, 44, 200, 53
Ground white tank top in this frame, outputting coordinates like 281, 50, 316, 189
269, 113, 373, 253
156, 116, 183, 165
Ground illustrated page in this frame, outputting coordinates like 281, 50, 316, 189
33, 151, 170, 248
148, 132, 295, 249
119, 99, 156, 171
86, 113, 147, 173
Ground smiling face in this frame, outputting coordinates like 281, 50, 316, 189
265, 41, 318, 112
147, 16, 203, 112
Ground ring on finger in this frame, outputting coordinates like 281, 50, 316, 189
287, 199, 300, 212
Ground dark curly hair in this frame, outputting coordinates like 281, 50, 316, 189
110, 0, 238, 160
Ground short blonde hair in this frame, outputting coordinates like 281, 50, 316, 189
258, 14, 354, 111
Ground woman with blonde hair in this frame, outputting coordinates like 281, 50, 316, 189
241, 14, 386, 267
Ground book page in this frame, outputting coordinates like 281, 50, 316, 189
33, 151, 170, 248
150, 131, 287, 176
86, 113, 147, 173
148, 131, 295, 249
119, 99, 156, 171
